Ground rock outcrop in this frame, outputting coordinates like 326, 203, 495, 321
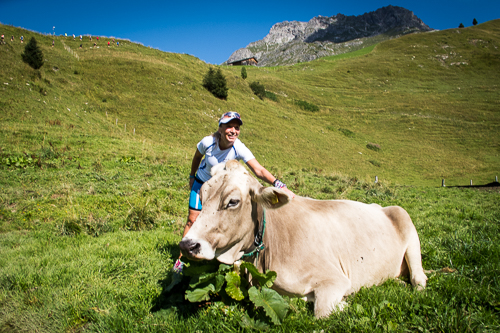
225, 5, 433, 66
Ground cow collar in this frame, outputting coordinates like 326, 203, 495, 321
241, 208, 266, 260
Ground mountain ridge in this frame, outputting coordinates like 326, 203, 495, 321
226, 5, 433, 66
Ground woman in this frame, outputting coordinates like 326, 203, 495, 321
182, 111, 294, 238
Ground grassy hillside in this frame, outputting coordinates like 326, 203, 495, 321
0, 22, 499, 332
237, 22, 500, 186
1, 21, 499, 187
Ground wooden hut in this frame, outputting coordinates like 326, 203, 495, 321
227, 57, 258, 66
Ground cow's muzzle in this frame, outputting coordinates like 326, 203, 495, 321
179, 238, 201, 258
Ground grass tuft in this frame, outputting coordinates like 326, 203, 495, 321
366, 142, 381, 151
293, 99, 319, 112
338, 128, 355, 138
125, 199, 157, 231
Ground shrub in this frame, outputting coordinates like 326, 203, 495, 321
265, 91, 278, 102
22, 37, 44, 70
366, 142, 381, 151
369, 160, 381, 167
294, 99, 319, 112
203, 67, 228, 100
339, 128, 355, 138
249, 81, 266, 100
241, 66, 247, 80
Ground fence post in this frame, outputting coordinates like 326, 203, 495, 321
133, 128, 135, 135
115, 118, 118, 126
442, 179, 445, 187
470, 180, 473, 186
375, 176, 378, 183
496, 176, 498, 182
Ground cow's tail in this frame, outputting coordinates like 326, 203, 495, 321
405, 229, 427, 290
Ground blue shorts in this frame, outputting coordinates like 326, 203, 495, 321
189, 177, 204, 211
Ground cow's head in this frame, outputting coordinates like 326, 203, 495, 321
179, 160, 292, 264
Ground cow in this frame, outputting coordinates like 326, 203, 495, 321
179, 160, 427, 318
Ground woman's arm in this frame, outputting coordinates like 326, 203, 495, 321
245, 158, 276, 185
189, 149, 204, 189
246, 159, 295, 197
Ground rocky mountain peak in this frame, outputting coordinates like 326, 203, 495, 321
226, 5, 432, 66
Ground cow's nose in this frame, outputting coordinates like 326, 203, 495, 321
179, 238, 201, 257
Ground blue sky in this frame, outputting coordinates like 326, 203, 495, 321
1, 0, 498, 64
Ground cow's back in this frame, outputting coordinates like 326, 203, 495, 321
263, 197, 411, 296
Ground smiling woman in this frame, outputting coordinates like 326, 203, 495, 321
180, 112, 295, 252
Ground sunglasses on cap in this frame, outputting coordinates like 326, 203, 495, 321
219, 112, 243, 126
221, 112, 241, 120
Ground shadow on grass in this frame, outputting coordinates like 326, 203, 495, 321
446, 181, 500, 191
150, 243, 199, 317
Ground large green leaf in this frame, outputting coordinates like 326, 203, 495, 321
218, 263, 232, 273
225, 271, 245, 301
189, 271, 219, 289
185, 284, 215, 302
248, 286, 289, 325
214, 274, 226, 293
183, 262, 219, 277
240, 262, 277, 288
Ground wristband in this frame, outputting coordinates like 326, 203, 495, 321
273, 179, 287, 189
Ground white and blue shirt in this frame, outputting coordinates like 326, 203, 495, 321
196, 136, 255, 182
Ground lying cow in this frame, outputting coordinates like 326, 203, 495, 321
179, 160, 427, 318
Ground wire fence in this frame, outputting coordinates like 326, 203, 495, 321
61, 41, 80, 61
441, 176, 499, 188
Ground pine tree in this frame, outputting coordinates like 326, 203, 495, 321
202, 67, 228, 100
459, 23, 465, 28
473, 18, 478, 26
22, 37, 44, 70
241, 66, 247, 80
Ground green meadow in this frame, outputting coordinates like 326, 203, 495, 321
0, 20, 499, 332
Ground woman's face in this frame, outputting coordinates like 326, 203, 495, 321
218, 120, 241, 147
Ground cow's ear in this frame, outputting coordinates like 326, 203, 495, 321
253, 187, 292, 209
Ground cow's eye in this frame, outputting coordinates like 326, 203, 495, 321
227, 199, 240, 208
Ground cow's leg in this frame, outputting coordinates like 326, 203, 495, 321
313, 275, 351, 318
405, 231, 427, 290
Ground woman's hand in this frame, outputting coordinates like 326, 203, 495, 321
282, 187, 296, 199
